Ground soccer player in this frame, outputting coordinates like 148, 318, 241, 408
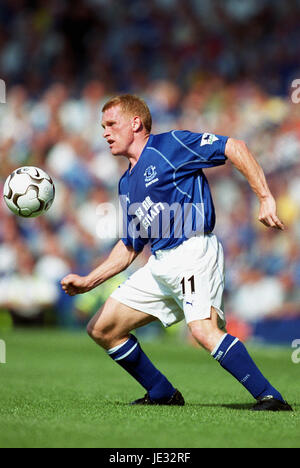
61, 95, 292, 411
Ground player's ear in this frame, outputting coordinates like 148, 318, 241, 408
131, 116, 143, 133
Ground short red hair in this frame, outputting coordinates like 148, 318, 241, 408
102, 94, 152, 134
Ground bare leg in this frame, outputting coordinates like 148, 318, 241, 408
87, 297, 158, 349
187, 307, 225, 352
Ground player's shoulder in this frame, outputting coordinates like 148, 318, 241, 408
150, 130, 195, 148
152, 129, 194, 140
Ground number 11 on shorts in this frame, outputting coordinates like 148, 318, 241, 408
180, 275, 195, 295
181, 273, 212, 322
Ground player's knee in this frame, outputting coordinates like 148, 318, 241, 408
190, 328, 211, 350
86, 321, 100, 341
86, 321, 113, 348
189, 321, 220, 352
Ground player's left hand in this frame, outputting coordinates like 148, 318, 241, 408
61, 274, 91, 296
258, 195, 285, 230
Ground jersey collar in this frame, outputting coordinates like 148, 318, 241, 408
128, 134, 153, 176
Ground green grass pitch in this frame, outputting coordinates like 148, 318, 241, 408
0, 329, 299, 448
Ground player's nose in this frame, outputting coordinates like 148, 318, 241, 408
103, 127, 111, 139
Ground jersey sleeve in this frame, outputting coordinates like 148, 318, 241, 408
120, 216, 148, 253
171, 130, 228, 170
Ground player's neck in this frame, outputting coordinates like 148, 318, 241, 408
127, 133, 150, 170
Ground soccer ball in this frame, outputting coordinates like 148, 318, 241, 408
3, 166, 55, 218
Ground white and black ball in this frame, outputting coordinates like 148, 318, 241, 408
3, 166, 55, 218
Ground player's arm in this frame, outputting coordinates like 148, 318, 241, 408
61, 240, 140, 296
225, 138, 284, 230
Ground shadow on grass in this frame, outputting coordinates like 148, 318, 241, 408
219, 402, 298, 411
178, 403, 254, 410
110, 401, 299, 411
110, 401, 254, 410
221, 403, 254, 410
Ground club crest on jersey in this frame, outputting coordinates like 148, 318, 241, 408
144, 165, 159, 187
200, 133, 219, 146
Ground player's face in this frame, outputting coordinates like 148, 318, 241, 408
102, 105, 134, 156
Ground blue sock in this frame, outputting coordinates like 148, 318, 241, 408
212, 334, 284, 402
107, 334, 176, 402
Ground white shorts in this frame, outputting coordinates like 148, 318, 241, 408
111, 234, 226, 328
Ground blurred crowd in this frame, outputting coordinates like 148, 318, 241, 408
0, 0, 299, 331
1, 0, 300, 95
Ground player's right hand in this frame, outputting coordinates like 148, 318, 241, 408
258, 195, 285, 230
61, 274, 91, 296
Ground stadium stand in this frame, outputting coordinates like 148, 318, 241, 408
0, 0, 299, 341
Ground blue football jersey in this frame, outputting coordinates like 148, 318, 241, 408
119, 130, 228, 253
